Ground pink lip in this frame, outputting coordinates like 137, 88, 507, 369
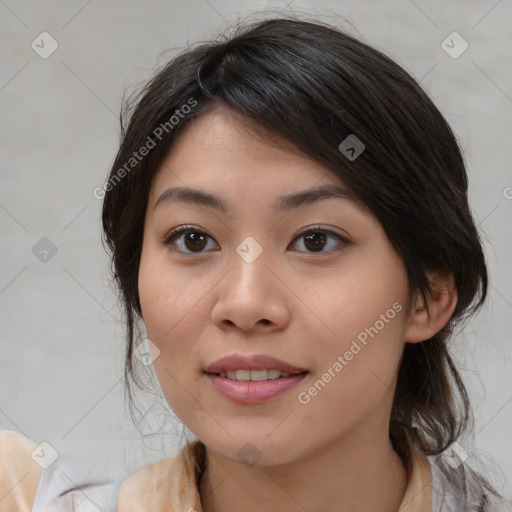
204, 354, 306, 374
205, 373, 308, 404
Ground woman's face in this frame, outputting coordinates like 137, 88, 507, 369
138, 104, 417, 466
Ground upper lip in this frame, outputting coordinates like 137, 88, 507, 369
204, 354, 307, 374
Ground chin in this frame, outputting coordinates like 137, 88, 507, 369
201, 432, 304, 468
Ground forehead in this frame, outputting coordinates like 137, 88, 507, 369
149, 104, 356, 206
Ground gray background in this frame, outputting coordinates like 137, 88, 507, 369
1, 0, 511, 499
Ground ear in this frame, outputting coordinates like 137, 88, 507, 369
404, 270, 458, 343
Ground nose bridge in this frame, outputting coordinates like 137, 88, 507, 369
229, 234, 271, 298
235, 234, 266, 266
211, 234, 290, 331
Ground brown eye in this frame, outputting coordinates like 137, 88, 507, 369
290, 227, 349, 254
182, 231, 208, 251
303, 232, 327, 252
162, 226, 218, 253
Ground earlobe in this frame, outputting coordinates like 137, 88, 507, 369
404, 271, 458, 344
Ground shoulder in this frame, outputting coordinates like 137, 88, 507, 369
117, 456, 177, 511
0, 429, 43, 512
1, 429, 123, 512
30, 451, 122, 512
117, 441, 204, 512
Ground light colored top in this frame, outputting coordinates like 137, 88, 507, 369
0, 429, 509, 511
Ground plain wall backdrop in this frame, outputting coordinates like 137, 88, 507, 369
1, 0, 511, 499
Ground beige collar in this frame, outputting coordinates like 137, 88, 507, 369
117, 441, 433, 511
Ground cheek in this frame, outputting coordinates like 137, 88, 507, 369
138, 255, 209, 422
294, 304, 406, 441
297, 255, 409, 415
312, 252, 408, 351
138, 250, 207, 339
137, 249, 205, 378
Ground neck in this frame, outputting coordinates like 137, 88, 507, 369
198, 424, 409, 512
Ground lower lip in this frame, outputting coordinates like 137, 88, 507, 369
205, 373, 308, 404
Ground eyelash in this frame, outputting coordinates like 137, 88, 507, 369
161, 224, 350, 255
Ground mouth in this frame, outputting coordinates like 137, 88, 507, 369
203, 354, 309, 404
206, 369, 308, 381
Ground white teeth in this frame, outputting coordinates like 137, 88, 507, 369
219, 369, 293, 381
249, 370, 268, 381
236, 370, 251, 381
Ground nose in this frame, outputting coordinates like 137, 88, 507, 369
210, 248, 291, 333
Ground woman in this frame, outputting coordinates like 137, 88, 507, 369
1, 15, 508, 512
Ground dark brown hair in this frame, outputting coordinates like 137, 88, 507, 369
101, 15, 503, 509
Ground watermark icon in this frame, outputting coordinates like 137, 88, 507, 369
298, 301, 403, 405
441, 31, 469, 59
31, 441, 59, 469
32, 237, 58, 263
503, 186, 512, 200
93, 97, 197, 200
31, 32, 59, 59
133, 338, 161, 366
236, 442, 263, 468
236, 236, 263, 264
338, 134, 365, 161
441, 442, 469, 468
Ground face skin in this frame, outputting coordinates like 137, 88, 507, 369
137, 104, 457, 512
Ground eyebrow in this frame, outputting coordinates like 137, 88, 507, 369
153, 183, 357, 213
